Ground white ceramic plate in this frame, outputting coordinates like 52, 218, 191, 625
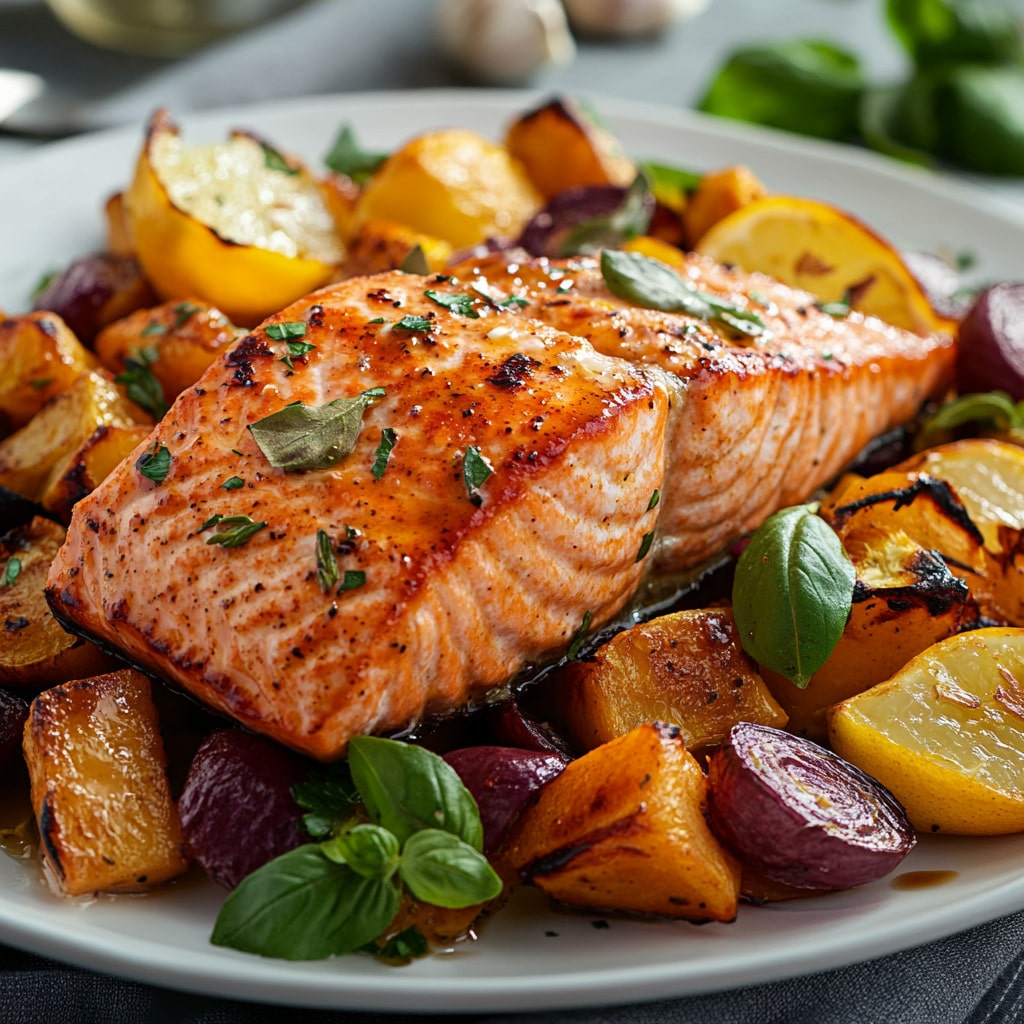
3, 90, 1024, 1013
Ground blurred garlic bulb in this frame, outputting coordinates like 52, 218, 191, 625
437, 0, 576, 85
563, 0, 711, 37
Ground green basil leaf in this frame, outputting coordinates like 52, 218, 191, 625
698, 39, 865, 141
398, 829, 503, 909
558, 174, 654, 257
136, 443, 171, 484
886, 0, 1022, 66
249, 389, 384, 473
1, 557, 21, 587
211, 844, 398, 959
324, 124, 389, 184
204, 514, 267, 549
917, 390, 1024, 445
322, 823, 400, 880
857, 84, 935, 167
293, 763, 360, 839
220, 476, 244, 490
347, 736, 484, 850
732, 505, 855, 688
600, 249, 767, 338
266, 321, 308, 342
369, 925, 429, 961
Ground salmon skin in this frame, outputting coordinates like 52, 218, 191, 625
453, 251, 956, 571
47, 255, 954, 758
47, 270, 674, 759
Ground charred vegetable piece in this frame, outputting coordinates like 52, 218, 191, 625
33, 253, 156, 346
1, 516, 118, 689
486, 695, 573, 759
443, 746, 567, 855
178, 728, 309, 889
0, 485, 55, 535
706, 722, 915, 891
956, 283, 1024, 400
504, 722, 741, 922
23, 669, 187, 895
0, 687, 29, 767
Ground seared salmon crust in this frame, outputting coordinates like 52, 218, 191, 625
47, 255, 954, 758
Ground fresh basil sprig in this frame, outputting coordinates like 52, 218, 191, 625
212, 737, 502, 961
249, 388, 385, 473
732, 504, 855, 688
600, 249, 768, 338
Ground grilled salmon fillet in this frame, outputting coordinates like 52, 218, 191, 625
451, 251, 956, 570
47, 271, 674, 759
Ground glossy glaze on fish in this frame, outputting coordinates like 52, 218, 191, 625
47, 271, 673, 759
452, 251, 956, 570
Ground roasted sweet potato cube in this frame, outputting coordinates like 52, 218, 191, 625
682, 165, 767, 247
336, 220, 453, 279
763, 529, 968, 739
1, 517, 118, 689
0, 313, 96, 434
23, 668, 187, 895
39, 423, 152, 524
550, 607, 786, 757
94, 299, 243, 403
504, 97, 636, 200
0, 370, 149, 500
504, 723, 740, 922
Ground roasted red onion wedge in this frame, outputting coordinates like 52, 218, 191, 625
0, 687, 28, 767
706, 722, 915, 891
956, 283, 1024, 400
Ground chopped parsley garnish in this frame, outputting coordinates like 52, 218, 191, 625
116, 347, 168, 419
279, 339, 316, 370
315, 528, 339, 593
814, 292, 852, 318
636, 531, 655, 562
323, 123, 389, 183
566, 610, 593, 660
400, 245, 430, 275
371, 428, 397, 479
173, 301, 202, 328
394, 315, 433, 333
202, 515, 267, 548
29, 377, 54, 390
462, 445, 493, 499
339, 570, 367, 591
136, 442, 171, 484
367, 317, 386, 325
499, 295, 529, 309
1, 557, 21, 587
221, 476, 245, 490
266, 321, 308, 342
425, 290, 480, 319
647, 489, 660, 511
141, 321, 168, 337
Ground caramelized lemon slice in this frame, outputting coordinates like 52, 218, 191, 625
695, 195, 953, 335
829, 627, 1024, 835
126, 111, 344, 326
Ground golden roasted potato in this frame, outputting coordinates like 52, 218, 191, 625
355, 129, 541, 249
40, 423, 152, 524
763, 529, 969, 740
0, 369, 149, 500
829, 627, 1024, 835
0, 516, 118, 689
504, 97, 636, 200
504, 722, 740, 922
95, 298, 243, 404
0, 312, 96, 434
681, 165, 767, 247
23, 668, 188, 894
550, 607, 786, 757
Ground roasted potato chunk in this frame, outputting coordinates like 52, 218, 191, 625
682, 165, 767, 247
763, 529, 969, 739
550, 607, 786, 757
23, 668, 187, 895
1, 517, 118, 689
504, 722, 740, 922
504, 97, 636, 200
39, 423, 152, 524
0, 313, 96, 434
94, 299, 243, 404
0, 369, 149, 500
336, 220, 453, 279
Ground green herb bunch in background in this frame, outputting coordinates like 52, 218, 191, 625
699, 0, 1024, 175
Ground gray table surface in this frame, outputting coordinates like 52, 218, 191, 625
4, 1, 1024, 1021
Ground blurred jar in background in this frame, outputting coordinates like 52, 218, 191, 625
46, 0, 309, 56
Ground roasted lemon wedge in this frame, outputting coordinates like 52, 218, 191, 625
695, 195, 953, 336
126, 111, 344, 326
